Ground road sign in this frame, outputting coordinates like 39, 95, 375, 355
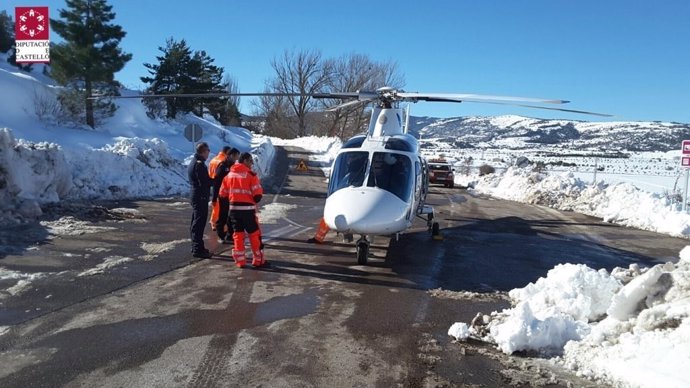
184, 124, 202, 142
297, 160, 309, 171
683, 140, 690, 154
682, 157, 690, 168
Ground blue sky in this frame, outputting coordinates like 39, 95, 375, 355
4, 0, 690, 123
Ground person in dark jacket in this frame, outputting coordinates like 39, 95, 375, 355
188, 142, 212, 258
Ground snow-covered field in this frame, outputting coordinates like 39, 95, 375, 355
449, 248, 690, 388
417, 114, 688, 196
0, 54, 274, 226
457, 167, 690, 238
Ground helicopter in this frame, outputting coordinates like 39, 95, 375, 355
94, 87, 610, 264
312, 87, 613, 264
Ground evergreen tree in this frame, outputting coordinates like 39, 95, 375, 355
187, 50, 228, 121
141, 38, 229, 121
0, 10, 13, 53
141, 38, 194, 119
50, 0, 131, 128
0, 10, 32, 71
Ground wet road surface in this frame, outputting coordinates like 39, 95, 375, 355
0, 146, 686, 387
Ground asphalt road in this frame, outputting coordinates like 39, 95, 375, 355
0, 146, 686, 387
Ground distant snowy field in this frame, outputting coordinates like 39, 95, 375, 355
417, 113, 688, 196
0, 54, 274, 226
424, 147, 682, 195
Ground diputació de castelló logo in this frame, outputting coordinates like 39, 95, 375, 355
15, 6, 50, 63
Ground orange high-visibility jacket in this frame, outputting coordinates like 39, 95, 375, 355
219, 163, 263, 209
208, 152, 228, 179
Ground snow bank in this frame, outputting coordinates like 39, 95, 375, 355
0, 129, 72, 223
68, 136, 189, 200
461, 167, 690, 238
448, 248, 690, 387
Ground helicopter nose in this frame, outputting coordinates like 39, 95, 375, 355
324, 187, 409, 234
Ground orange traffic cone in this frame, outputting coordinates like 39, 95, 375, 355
312, 218, 330, 243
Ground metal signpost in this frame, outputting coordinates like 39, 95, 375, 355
681, 140, 690, 212
184, 123, 203, 153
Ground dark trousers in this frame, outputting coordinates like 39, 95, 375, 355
216, 197, 235, 240
230, 209, 260, 234
190, 199, 208, 252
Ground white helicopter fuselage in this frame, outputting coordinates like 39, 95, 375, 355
323, 107, 428, 236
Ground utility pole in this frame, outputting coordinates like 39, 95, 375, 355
683, 168, 690, 213
681, 140, 690, 212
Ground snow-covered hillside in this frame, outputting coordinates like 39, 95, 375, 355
0, 55, 274, 226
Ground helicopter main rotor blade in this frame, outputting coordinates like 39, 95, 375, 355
397, 92, 569, 105
88, 92, 361, 100
461, 100, 613, 117
325, 98, 375, 112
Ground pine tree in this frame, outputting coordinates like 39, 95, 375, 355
141, 38, 194, 119
187, 50, 228, 121
0, 10, 13, 53
50, 0, 131, 128
141, 39, 229, 121
1, 11, 34, 72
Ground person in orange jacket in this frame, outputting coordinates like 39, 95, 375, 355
218, 152, 266, 268
209, 147, 239, 235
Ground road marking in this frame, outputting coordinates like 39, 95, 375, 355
264, 224, 298, 239
282, 216, 306, 228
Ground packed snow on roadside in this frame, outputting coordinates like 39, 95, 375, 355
270, 136, 342, 176
456, 167, 690, 238
448, 247, 690, 388
0, 54, 275, 226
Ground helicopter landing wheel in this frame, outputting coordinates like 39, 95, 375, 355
356, 237, 369, 265
431, 222, 443, 240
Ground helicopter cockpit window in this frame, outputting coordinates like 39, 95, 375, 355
328, 151, 369, 196
366, 152, 413, 201
384, 138, 414, 152
342, 135, 366, 149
